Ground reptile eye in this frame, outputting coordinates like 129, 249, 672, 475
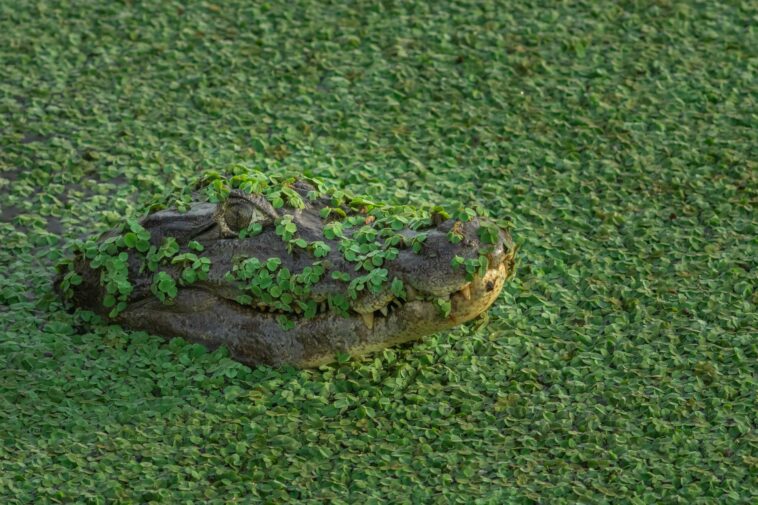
225, 198, 254, 232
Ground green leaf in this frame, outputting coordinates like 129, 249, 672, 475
123, 232, 137, 248
250, 137, 267, 154
182, 269, 197, 284
391, 278, 406, 299
453, 207, 477, 222
276, 315, 295, 330
331, 271, 350, 282
448, 230, 463, 244
477, 223, 500, 245
324, 222, 344, 240
434, 298, 452, 317
451, 256, 465, 270
411, 233, 427, 253
240, 222, 263, 238
103, 294, 116, 308
312, 241, 331, 258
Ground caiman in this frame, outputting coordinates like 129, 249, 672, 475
57, 167, 516, 367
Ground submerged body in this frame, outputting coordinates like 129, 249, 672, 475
59, 169, 516, 367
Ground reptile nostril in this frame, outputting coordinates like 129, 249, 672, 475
486, 281, 495, 292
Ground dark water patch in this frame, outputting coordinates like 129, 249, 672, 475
1, 166, 23, 182
107, 174, 129, 185
46, 217, 63, 235
21, 133, 52, 144
1, 205, 22, 223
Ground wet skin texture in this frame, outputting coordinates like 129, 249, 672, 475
65, 180, 516, 367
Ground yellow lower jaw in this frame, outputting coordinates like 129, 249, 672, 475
297, 262, 512, 368
449, 261, 508, 325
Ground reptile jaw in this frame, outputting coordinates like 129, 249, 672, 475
349, 254, 512, 331
137, 255, 509, 334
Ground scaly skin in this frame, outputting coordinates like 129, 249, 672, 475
59, 169, 516, 367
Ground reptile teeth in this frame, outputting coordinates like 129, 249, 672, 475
379, 306, 388, 317
460, 284, 471, 300
361, 312, 374, 330
406, 285, 418, 300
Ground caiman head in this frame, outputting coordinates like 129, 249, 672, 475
58, 169, 516, 367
